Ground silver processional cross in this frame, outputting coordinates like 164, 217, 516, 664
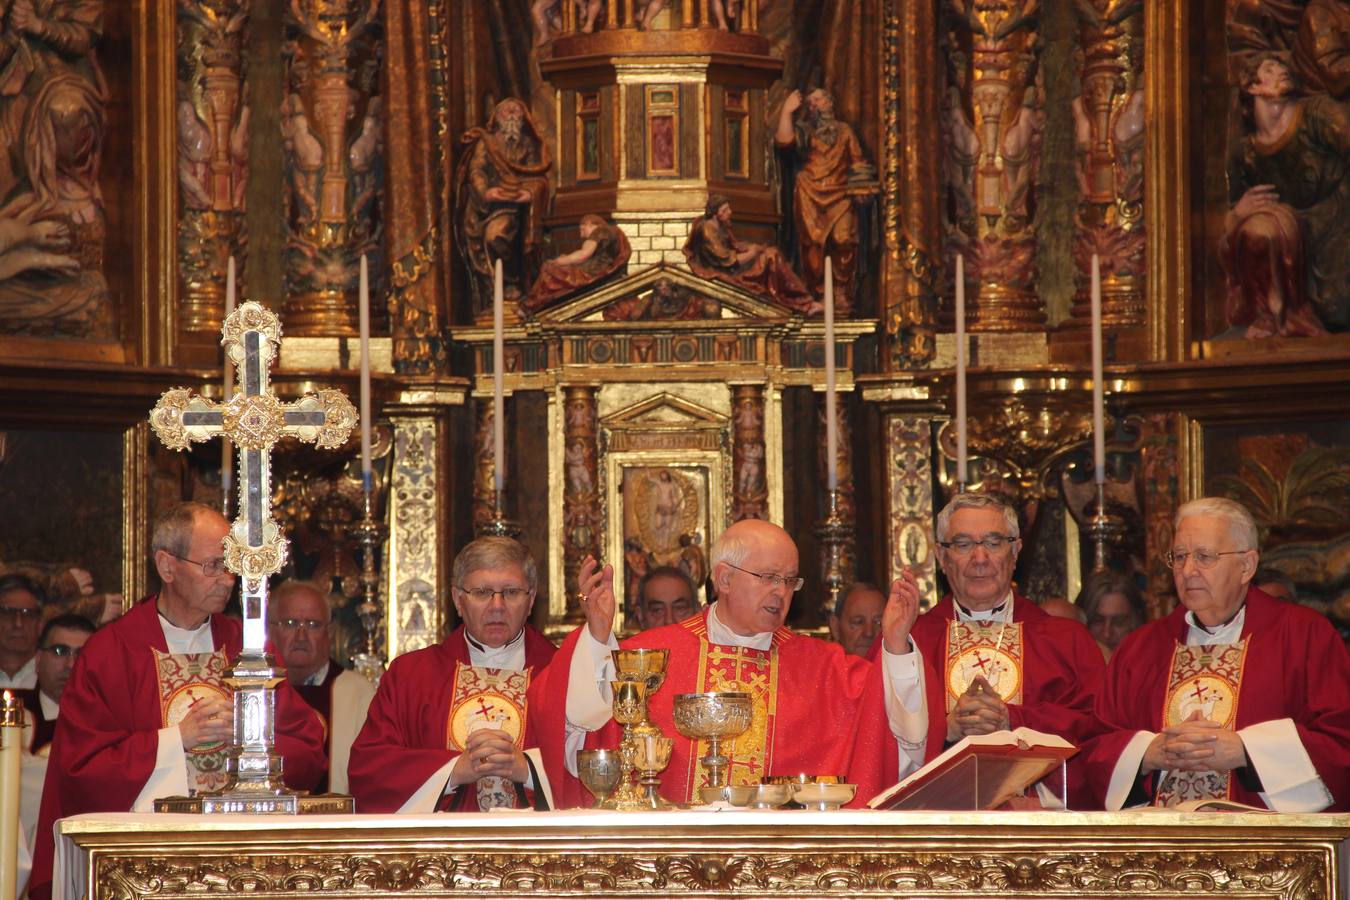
149, 301, 356, 813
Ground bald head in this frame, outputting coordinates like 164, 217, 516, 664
710, 519, 800, 637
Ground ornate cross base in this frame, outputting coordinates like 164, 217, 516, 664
153, 652, 355, 815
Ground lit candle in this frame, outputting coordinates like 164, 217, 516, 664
222, 256, 235, 515
359, 254, 373, 489
1091, 253, 1105, 485
493, 258, 505, 494
955, 253, 968, 487
0, 691, 20, 900
824, 256, 837, 493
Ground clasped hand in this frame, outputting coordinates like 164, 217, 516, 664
449, 728, 528, 787
946, 675, 1010, 740
1143, 713, 1247, 774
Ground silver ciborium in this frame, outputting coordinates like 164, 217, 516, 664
672, 692, 753, 789
576, 748, 625, 809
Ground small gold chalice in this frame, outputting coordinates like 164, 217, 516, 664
576, 748, 624, 809
633, 733, 675, 810
671, 691, 753, 789
612, 648, 669, 696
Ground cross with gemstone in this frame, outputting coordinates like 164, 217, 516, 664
149, 301, 357, 810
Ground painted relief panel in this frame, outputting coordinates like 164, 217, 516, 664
618, 464, 712, 629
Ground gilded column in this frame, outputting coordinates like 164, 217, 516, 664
886, 415, 939, 609
562, 387, 600, 621
731, 385, 768, 521
943, 0, 1046, 331
882, 0, 940, 368
1139, 412, 1180, 620
176, 1, 250, 337
281, 0, 383, 335
1068, 0, 1146, 330
472, 397, 499, 531
817, 395, 856, 584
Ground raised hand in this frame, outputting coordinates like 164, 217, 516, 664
578, 554, 618, 643
881, 568, 921, 655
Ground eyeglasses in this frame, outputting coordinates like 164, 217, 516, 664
40, 643, 81, 658
723, 562, 804, 592
0, 606, 41, 623
457, 586, 531, 603
938, 536, 1019, 555
269, 618, 327, 633
1165, 549, 1248, 570
168, 553, 230, 578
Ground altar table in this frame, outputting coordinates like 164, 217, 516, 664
58, 809, 1350, 899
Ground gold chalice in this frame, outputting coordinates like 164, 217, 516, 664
609, 679, 650, 810
612, 648, 669, 695
672, 691, 753, 789
633, 733, 675, 810
576, 748, 624, 809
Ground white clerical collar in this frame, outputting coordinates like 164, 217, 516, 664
953, 592, 1014, 623
1184, 605, 1246, 646
158, 612, 215, 655
39, 690, 59, 721
0, 655, 36, 689
706, 602, 774, 651
300, 660, 332, 686
465, 627, 526, 670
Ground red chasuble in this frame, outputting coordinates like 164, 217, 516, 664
348, 624, 557, 813
530, 610, 893, 809
29, 597, 326, 898
1083, 586, 1350, 811
878, 595, 1106, 806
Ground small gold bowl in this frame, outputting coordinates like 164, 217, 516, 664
748, 783, 793, 808
762, 774, 846, 786
790, 782, 857, 811
698, 784, 755, 806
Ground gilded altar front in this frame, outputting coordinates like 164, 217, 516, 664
60, 810, 1350, 899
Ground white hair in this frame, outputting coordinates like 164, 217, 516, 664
935, 492, 1020, 542
709, 529, 751, 571
1175, 497, 1259, 550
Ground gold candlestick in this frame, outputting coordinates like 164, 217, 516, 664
815, 489, 853, 622
476, 488, 522, 539
349, 486, 387, 682
1086, 482, 1127, 572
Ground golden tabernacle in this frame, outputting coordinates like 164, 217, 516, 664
2, 0, 1350, 897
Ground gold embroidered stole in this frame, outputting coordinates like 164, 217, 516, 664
1155, 639, 1249, 806
152, 648, 232, 795
685, 617, 785, 798
444, 661, 531, 810
943, 619, 1025, 712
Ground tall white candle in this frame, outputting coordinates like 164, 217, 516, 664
0, 691, 20, 900
1091, 253, 1105, 485
493, 258, 506, 494
955, 253, 968, 487
824, 256, 838, 492
222, 256, 235, 514
359, 254, 373, 488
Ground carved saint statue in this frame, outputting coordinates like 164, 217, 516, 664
1221, 53, 1348, 337
774, 87, 877, 311
524, 214, 631, 313
683, 194, 820, 314
454, 98, 553, 314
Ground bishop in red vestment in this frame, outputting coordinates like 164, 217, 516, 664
869, 493, 1106, 807
29, 503, 326, 900
349, 537, 559, 812
530, 519, 921, 809
1084, 498, 1350, 811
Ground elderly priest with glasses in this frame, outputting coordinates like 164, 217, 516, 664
872, 492, 1107, 804
1084, 497, 1350, 812
530, 518, 922, 808
349, 537, 559, 811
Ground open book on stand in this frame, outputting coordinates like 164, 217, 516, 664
868, 727, 1077, 811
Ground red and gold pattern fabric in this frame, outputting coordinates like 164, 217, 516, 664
1155, 639, 1249, 806
152, 647, 232, 795
943, 620, 1025, 712
445, 662, 531, 810
683, 615, 787, 791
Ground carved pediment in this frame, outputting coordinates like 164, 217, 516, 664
531, 263, 796, 327
602, 391, 727, 433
